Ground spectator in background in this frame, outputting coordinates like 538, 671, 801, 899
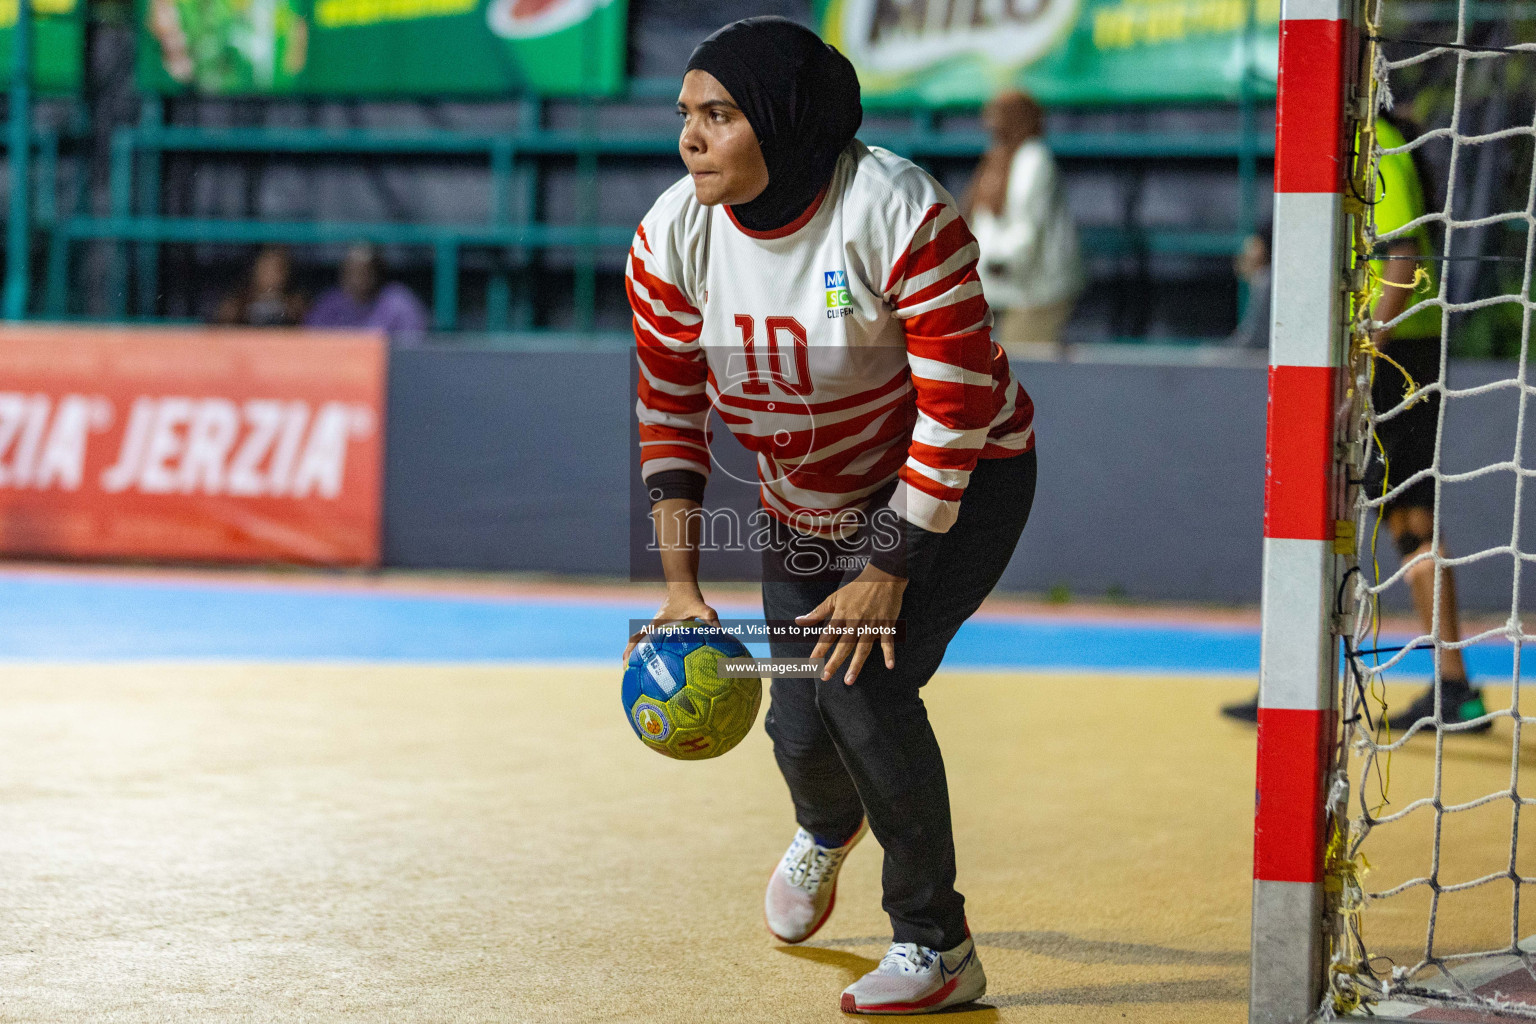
1226, 220, 1272, 350
305, 243, 429, 341
965, 88, 1084, 359
215, 244, 306, 327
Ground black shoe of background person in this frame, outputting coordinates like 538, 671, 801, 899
1220, 695, 1260, 724
1384, 679, 1494, 734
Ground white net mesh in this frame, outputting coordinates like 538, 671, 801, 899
1327, 0, 1536, 1017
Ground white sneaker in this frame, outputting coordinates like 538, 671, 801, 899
763, 821, 866, 944
840, 932, 987, 1015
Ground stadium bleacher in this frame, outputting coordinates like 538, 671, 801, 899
0, 0, 1279, 339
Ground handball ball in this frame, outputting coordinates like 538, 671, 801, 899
623, 621, 762, 760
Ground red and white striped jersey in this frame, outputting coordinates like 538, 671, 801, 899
629, 141, 1034, 537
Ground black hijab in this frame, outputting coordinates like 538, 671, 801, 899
685, 17, 863, 233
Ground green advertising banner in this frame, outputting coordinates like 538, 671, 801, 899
137, 0, 626, 96
0, 0, 84, 93
818, 0, 1278, 106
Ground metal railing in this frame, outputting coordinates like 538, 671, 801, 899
4, 81, 1276, 332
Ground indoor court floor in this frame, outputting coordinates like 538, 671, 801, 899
0, 565, 1523, 1023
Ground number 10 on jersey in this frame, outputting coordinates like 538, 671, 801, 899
733, 315, 812, 397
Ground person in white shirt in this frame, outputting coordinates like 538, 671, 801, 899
620, 17, 1039, 1015
1225, 221, 1271, 350
965, 90, 1084, 358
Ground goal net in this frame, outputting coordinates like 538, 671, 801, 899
1323, 0, 1534, 1018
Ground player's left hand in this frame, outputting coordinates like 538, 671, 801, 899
797, 563, 905, 685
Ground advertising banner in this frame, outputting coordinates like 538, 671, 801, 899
0, 326, 387, 566
137, 0, 626, 97
0, 0, 84, 93
818, 0, 1279, 106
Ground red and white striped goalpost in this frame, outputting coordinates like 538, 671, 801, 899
1251, 0, 1357, 1021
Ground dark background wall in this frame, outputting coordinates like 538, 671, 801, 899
384, 348, 1533, 611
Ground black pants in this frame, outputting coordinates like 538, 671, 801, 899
1363, 336, 1441, 514
760, 449, 1037, 950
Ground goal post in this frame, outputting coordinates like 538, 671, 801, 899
1251, 0, 1355, 1021
1255, 0, 1536, 1019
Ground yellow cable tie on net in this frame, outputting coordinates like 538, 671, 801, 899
1358, 263, 1386, 320
1376, 265, 1431, 294
1356, 321, 1423, 405
1327, 817, 1375, 1014
1360, 259, 1430, 301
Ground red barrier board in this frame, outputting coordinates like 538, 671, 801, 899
0, 325, 387, 566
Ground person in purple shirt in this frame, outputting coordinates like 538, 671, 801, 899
305, 243, 429, 341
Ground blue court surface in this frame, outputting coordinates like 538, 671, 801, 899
0, 569, 1514, 678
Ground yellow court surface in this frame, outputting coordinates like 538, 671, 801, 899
0, 665, 1520, 1023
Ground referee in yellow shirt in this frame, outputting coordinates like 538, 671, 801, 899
1365, 116, 1489, 732
1224, 116, 1489, 731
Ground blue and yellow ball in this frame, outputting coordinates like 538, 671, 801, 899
622, 621, 762, 760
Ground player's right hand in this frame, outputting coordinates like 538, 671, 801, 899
623, 587, 720, 664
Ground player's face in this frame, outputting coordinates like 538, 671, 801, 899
677, 70, 769, 208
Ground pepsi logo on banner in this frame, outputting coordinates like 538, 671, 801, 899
486, 0, 616, 39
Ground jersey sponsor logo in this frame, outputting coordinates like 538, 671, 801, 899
823, 270, 853, 319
